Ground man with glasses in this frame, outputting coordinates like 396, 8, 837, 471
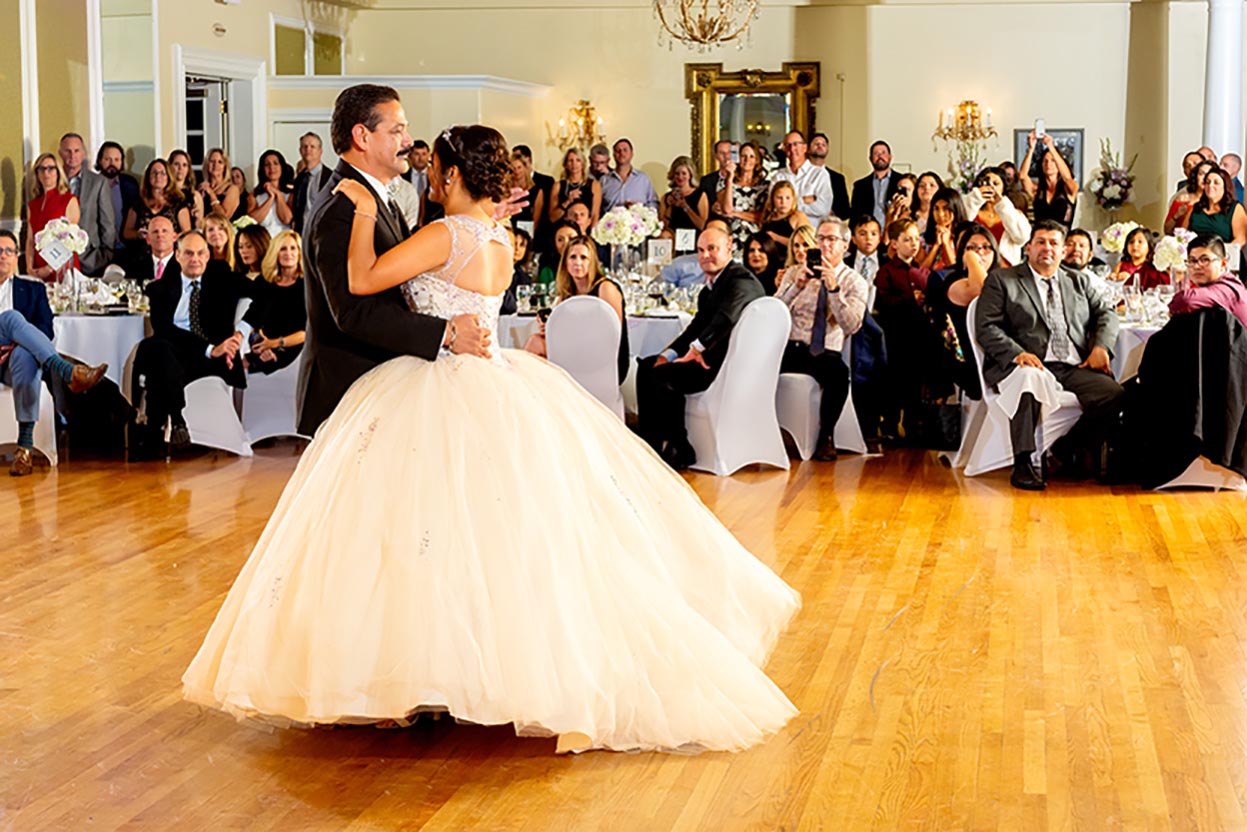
975, 220, 1123, 490
1169, 235, 1247, 326
771, 131, 832, 220
0, 230, 107, 474
775, 218, 869, 461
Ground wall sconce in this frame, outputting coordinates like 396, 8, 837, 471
556, 100, 606, 151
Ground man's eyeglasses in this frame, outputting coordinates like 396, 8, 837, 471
782, 141, 806, 149
1186, 255, 1219, 267
816, 235, 845, 244
0, 247, 17, 256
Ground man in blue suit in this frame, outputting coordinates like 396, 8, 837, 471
0, 230, 106, 475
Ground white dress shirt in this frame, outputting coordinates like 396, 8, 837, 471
0, 276, 12, 313
770, 160, 832, 220
350, 165, 394, 209
174, 273, 251, 356
152, 253, 173, 282
304, 162, 326, 217
1029, 265, 1080, 365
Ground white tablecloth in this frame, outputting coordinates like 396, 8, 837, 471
497, 313, 691, 357
53, 313, 147, 389
1113, 324, 1160, 381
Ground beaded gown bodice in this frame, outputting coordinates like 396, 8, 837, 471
400, 215, 511, 360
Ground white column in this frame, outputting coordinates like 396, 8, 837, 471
1203, 0, 1244, 156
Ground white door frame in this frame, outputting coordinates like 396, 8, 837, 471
171, 45, 266, 168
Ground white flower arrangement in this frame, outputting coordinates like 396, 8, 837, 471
1152, 235, 1186, 273
592, 205, 661, 248
1100, 221, 1140, 254
34, 218, 89, 255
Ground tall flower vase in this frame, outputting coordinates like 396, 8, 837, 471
610, 243, 643, 279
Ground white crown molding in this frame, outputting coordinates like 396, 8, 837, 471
18, 0, 39, 165
103, 80, 156, 94
267, 75, 552, 98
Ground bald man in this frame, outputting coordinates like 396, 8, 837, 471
634, 225, 764, 470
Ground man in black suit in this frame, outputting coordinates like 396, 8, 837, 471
974, 220, 1123, 490
635, 226, 764, 470
292, 132, 334, 234
128, 215, 178, 285
850, 140, 900, 226
298, 84, 490, 437
131, 229, 249, 456
808, 133, 851, 220
95, 141, 140, 264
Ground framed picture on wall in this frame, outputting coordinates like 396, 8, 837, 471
1012, 128, 1084, 184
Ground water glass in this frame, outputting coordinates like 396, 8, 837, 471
516, 284, 533, 312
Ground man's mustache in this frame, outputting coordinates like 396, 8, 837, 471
397, 145, 414, 159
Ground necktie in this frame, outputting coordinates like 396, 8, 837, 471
189, 280, 206, 339
860, 256, 875, 283
810, 282, 828, 356
154, 258, 165, 281
1045, 277, 1070, 361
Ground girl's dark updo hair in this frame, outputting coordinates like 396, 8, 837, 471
433, 125, 512, 202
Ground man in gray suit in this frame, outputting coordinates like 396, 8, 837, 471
974, 219, 1124, 490
58, 133, 116, 276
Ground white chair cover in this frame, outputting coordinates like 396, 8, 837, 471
546, 295, 625, 420
685, 297, 791, 475
775, 345, 867, 460
958, 297, 1082, 476
1155, 456, 1247, 491
183, 376, 253, 457
0, 382, 57, 466
242, 353, 310, 443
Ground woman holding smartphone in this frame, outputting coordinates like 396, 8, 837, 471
964, 166, 1031, 266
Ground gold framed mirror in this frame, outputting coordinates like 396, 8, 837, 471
685, 62, 820, 175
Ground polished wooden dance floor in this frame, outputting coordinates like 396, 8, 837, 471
5, 445, 1247, 830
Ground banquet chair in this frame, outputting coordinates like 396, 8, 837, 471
242, 352, 310, 443
957, 297, 1082, 477
1155, 456, 1247, 491
0, 382, 58, 466
775, 341, 867, 460
545, 296, 625, 420
684, 297, 791, 476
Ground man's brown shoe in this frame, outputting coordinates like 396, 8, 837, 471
68, 362, 108, 394
813, 438, 839, 462
9, 447, 33, 476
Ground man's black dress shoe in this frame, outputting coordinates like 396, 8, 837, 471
661, 440, 697, 471
169, 422, 191, 451
1010, 460, 1046, 491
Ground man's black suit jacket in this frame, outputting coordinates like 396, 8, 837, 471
292, 166, 334, 234
824, 167, 851, 220
143, 260, 248, 386
131, 253, 180, 286
850, 171, 900, 222
665, 260, 764, 376
298, 160, 446, 436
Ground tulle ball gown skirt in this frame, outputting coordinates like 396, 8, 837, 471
183, 349, 800, 753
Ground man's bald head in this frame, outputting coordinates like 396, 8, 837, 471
696, 225, 733, 275
147, 215, 176, 259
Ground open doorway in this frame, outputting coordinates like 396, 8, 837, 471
172, 46, 265, 182
184, 75, 229, 167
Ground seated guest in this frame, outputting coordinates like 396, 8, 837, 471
129, 215, 178, 285
96, 141, 140, 260
1166, 159, 1216, 235
635, 226, 763, 469
883, 173, 918, 234
131, 229, 250, 458
230, 166, 256, 221
234, 225, 271, 281
771, 131, 832, 220
1169, 234, 1247, 326
525, 236, 630, 385
501, 228, 534, 315
167, 149, 205, 229
761, 181, 811, 248
244, 229, 306, 374
25, 153, 81, 281
744, 231, 784, 295
249, 149, 295, 235
203, 212, 236, 271
660, 156, 707, 238
565, 202, 593, 236
974, 220, 1123, 491
965, 167, 1030, 267
199, 147, 243, 226
1221, 152, 1245, 203
1019, 131, 1079, 227
1063, 228, 1104, 272
718, 142, 769, 253
774, 218, 868, 460
844, 215, 886, 283
875, 219, 932, 442
999, 161, 1031, 212
549, 148, 602, 226
1182, 166, 1247, 245
537, 220, 581, 285
0, 230, 106, 475
925, 223, 1001, 401
1110, 226, 1168, 289
917, 187, 967, 271
911, 172, 945, 234
600, 138, 659, 211
123, 159, 191, 253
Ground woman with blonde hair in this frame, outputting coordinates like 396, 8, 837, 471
762, 180, 811, 248
548, 148, 601, 226
25, 153, 80, 280
780, 223, 818, 271
660, 155, 706, 238
243, 229, 306, 374
203, 212, 236, 271
525, 235, 629, 384
122, 158, 191, 244
200, 147, 242, 222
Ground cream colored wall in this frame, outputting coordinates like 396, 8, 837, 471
793, 6, 870, 177
37, 0, 91, 157
0, 0, 23, 219
344, 6, 798, 182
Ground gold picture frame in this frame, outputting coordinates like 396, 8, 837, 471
685, 62, 821, 175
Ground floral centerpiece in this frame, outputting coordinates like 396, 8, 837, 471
948, 140, 986, 195
1100, 221, 1140, 254
34, 218, 89, 272
1152, 228, 1196, 274
592, 204, 662, 276
1088, 138, 1137, 213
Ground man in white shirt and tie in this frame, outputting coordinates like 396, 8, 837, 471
137, 216, 178, 285
844, 215, 885, 286
770, 131, 833, 221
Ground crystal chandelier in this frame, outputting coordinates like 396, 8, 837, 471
654, 0, 759, 50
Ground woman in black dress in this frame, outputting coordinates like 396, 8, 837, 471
244, 229, 306, 374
